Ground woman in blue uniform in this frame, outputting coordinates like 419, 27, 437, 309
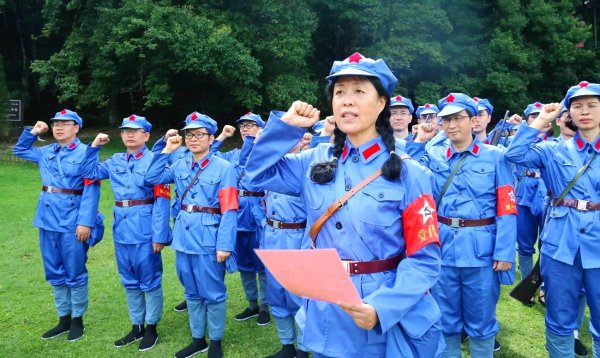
505, 81, 600, 358
245, 52, 444, 357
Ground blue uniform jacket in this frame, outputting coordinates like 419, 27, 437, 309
82, 146, 171, 245
13, 129, 100, 232
420, 140, 517, 267
505, 124, 600, 268
245, 112, 442, 356
514, 135, 554, 217
145, 152, 238, 255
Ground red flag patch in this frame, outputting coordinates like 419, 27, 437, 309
84, 178, 101, 186
154, 184, 171, 200
402, 194, 440, 256
497, 185, 517, 216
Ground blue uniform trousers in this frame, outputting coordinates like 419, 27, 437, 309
236, 230, 266, 306
432, 266, 500, 358
516, 204, 543, 279
40, 229, 89, 317
542, 252, 600, 357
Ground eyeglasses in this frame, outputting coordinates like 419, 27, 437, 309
238, 123, 258, 130
51, 122, 76, 128
442, 115, 470, 123
184, 132, 210, 140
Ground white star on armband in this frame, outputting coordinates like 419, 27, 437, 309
418, 199, 435, 224
508, 191, 516, 203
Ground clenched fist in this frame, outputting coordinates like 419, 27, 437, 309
164, 129, 179, 138
31, 121, 49, 135
163, 135, 182, 153
322, 116, 336, 136
281, 101, 320, 128
92, 133, 110, 148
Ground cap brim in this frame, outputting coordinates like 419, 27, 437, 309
182, 123, 208, 131
326, 67, 377, 81
529, 109, 542, 114
120, 123, 145, 130
51, 116, 74, 121
571, 88, 600, 99
438, 104, 464, 117
477, 105, 490, 112
420, 109, 437, 115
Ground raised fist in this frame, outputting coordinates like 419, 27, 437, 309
281, 101, 320, 128
92, 133, 110, 148
31, 121, 49, 135
322, 115, 336, 136
164, 129, 178, 138
163, 135, 182, 153
414, 123, 437, 143
222, 125, 236, 138
537, 103, 562, 124
507, 114, 523, 126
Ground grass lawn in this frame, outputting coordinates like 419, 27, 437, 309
0, 135, 592, 357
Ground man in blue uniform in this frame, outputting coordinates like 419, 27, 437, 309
472, 97, 494, 144
13, 109, 101, 342
82, 114, 171, 351
389, 95, 414, 141
505, 81, 600, 358
420, 93, 517, 357
145, 112, 238, 358
212, 112, 271, 326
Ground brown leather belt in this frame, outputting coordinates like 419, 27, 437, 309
266, 217, 306, 230
438, 215, 495, 228
115, 198, 154, 207
342, 254, 403, 276
525, 170, 541, 179
238, 189, 264, 197
552, 198, 600, 211
41, 185, 83, 195
181, 204, 221, 214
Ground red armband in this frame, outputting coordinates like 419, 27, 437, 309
496, 185, 517, 216
153, 184, 171, 200
219, 186, 239, 213
402, 194, 440, 257
83, 178, 101, 186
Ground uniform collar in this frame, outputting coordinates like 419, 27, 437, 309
61, 138, 80, 151
340, 136, 387, 164
574, 132, 600, 153
190, 153, 212, 170
445, 139, 480, 161
125, 146, 148, 161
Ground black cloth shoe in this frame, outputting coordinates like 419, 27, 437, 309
174, 337, 208, 358
114, 324, 144, 347
257, 309, 271, 326
575, 338, 589, 358
174, 300, 188, 312
234, 307, 259, 321
494, 339, 501, 352
296, 350, 310, 358
67, 316, 85, 342
139, 324, 158, 352
265, 344, 297, 358
208, 340, 223, 358
41, 315, 71, 340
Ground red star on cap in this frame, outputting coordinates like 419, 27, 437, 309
425, 103, 431, 108
347, 52, 363, 63
446, 94, 455, 103
535, 102, 541, 108
395, 95, 402, 101
580, 81, 589, 88
473, 97, 479, 102
191, 113, 198, 121
60, 109, 67, 115
245, 112, 251, 116
128, 115, 136, 121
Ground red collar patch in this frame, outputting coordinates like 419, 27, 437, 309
445, 147, 452, 159
67, 142, 77, 150
472, 144, 480, 155
135, 151, 143, 159
341, 143, 349, 161
576, 136, 584, 150
200, 157, 210, 169
362, 142, 381, 161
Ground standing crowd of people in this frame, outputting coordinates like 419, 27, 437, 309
13, 52, 600, 358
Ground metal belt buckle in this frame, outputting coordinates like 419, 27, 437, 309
185, 205, 193, 213
577, 200, 590, 211
341, 260, 354, 276
450, 217, 461, 228
121, 200, 130, 208
45, 185, 54, 193
272, 220, 281, 229
239, 189, 246, 196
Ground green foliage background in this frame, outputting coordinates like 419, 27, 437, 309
1, 0, 599, 127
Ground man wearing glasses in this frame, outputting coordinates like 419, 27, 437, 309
81, 115, 171, 352
389, 95, 415, 141
417, 94, 517, 358
145, 112, 238, 358
211, 112, 272, 327
13, 109, 101, 342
